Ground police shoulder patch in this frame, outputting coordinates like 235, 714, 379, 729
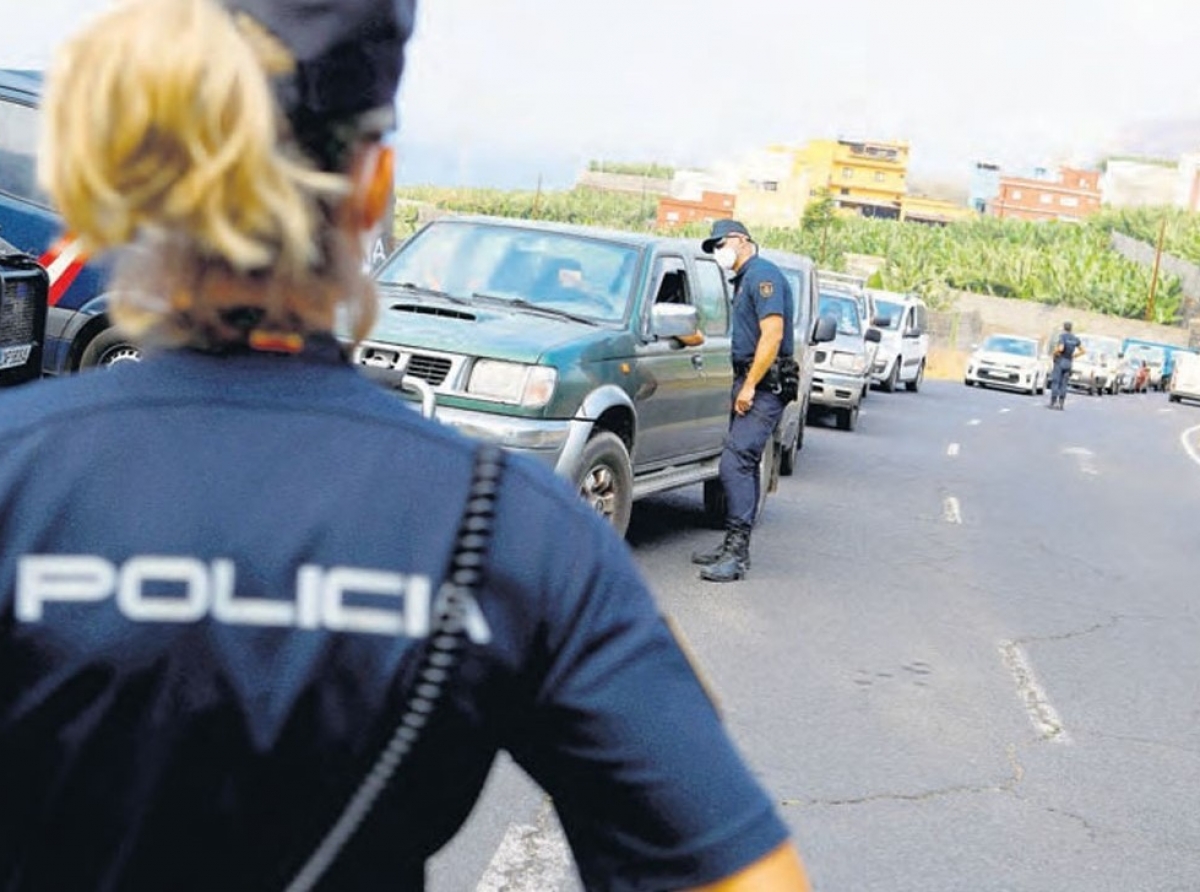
758, 280, 775, 300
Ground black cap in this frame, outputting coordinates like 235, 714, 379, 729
701, 219, 752, 253
222, 0, 416, 166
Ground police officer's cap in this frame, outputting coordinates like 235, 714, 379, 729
701, 219, 752, 254
221, 0, 416, 168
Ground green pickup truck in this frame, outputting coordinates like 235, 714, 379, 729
351, 214, 830, 535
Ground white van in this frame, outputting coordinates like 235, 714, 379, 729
1168, 351, 1200, 404
867, 290, 929, 392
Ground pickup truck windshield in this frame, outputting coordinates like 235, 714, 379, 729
818, 293, 862, 336
377, 220, 638, 323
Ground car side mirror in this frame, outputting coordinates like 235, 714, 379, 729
865, 328, 882, 344
651, 302, 701, 342
811, 314, 838, 344
873, 314, 892, 328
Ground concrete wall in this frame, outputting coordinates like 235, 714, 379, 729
1109, 231, 1200, 302
575, 171, 672, 196
929, 290, 1194, 353
924, 289, 1200, 378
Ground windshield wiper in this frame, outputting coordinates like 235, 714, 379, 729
471, 293, 598, 325
383, 281, 471, 306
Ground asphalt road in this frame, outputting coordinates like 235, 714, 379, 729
429, 380, 1200, 892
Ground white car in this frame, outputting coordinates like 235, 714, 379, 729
1168, 351, 1200, 405
964, 334, 1046, 395
867, 290, 928, 392
1069, 334, 1122, 395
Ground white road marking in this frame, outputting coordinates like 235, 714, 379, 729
1181, 425, 1200, 468
967, 419, 982, 426
1062, 446, 1098, 476
947, 443, 960, 457
999, 408, 1011, 414
477, 804, 574, 892
998, 641, 1071, 744
943, 496, 962, 524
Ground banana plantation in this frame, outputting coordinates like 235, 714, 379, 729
394, 185, 1190, 324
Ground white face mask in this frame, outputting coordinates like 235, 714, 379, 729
713, 245, 738, 271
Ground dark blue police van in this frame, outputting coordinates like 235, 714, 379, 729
1, 67, 398, 375
0, 68, 138, 373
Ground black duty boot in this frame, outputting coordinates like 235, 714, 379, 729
699, 529, 751, 583
691, 529, 735, 566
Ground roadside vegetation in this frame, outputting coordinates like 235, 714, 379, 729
393, 185, 1189, 324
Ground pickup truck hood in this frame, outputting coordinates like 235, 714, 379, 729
367, 298, 622, 363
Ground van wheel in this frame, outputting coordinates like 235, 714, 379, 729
80, 328, 141, 369
576, 432, 633, 537
905, 360, 924, 392
882, 360, 899, 392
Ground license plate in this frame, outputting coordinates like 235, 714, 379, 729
0, 344, 33, 370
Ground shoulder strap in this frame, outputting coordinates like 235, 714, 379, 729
285, 444, 506, 892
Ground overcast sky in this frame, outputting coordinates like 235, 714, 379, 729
6, 0, 1200, 188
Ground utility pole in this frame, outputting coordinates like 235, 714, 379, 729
1146, 214, 1167, 322
531, 173, 543, 219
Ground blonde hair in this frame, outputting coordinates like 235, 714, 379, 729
38, 0, 379, 345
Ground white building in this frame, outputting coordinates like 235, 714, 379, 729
1101, 160, 1181, 208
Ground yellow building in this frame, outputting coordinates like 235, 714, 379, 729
900, 194, 974, 225
794, 139, 910, 219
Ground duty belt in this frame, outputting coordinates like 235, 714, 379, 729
733, 356, 793, 378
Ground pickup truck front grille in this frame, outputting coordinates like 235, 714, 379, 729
406, 354, 452, 385
353, 341, 458, 388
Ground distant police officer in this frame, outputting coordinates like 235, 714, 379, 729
691, 220, 794, 583
0, 1, 814, 889
1049, 320, 1085, 409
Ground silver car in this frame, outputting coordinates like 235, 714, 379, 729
808, 291, 882, 431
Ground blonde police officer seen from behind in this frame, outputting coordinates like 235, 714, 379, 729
0, 0, 813, 889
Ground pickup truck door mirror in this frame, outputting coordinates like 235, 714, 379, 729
811, 314, 838, 344
864, 328, 883, 344
873, 314, 892, 328
651, 303, 701, 341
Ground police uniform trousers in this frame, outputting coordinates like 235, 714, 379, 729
1050, 357, 1072, 401
719, 373, 785, 530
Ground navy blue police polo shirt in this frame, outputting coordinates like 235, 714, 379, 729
729, 254, 794, 367
0, 340, 788, 890
1056, 331, 1082, 360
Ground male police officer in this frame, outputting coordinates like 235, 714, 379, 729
692, 220, 794, 582
1049, 320, 1085, 409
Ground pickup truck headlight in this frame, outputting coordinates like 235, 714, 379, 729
468, 360, 557, 408
830, 351, 867, 375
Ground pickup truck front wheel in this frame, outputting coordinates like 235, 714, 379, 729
577, 432, 633, 537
